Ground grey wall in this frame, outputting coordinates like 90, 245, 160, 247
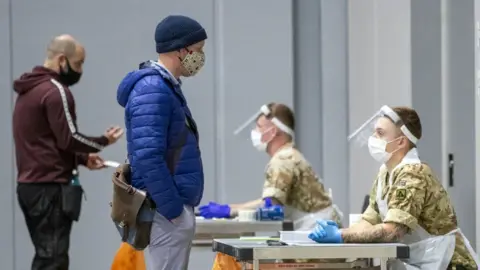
318, 0, 349, 220
294, 0, 349, 222
348, 0, 413, 214
411, 0, 443, 181
475, 0, 480, 252
0, 0, 14, 269
443, 0, 476, 249
412, 0, 477, 246
215, 0, 294, 205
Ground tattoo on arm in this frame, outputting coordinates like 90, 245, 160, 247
342, 223, 409, 243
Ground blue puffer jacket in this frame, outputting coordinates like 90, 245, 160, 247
116, 61, 204, 220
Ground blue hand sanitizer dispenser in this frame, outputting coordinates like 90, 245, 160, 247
256, 198, 284, 221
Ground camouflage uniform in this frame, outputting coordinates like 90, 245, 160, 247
262, 143, 343, 264
363, 163, 477, 269
261, 143, 339, 220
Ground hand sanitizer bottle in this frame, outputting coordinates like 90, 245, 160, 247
256, 198, 285, 221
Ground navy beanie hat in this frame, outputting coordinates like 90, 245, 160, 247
155, 15, 207, 54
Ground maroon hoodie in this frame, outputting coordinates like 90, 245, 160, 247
13, 66, 109, 184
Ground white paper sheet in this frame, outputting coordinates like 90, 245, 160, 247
103, 160, 121, 168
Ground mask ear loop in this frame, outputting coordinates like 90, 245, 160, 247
177, 48, 191, 62
261, 126, 277, 145
383, 133, 408, 162
58, 55, 68, 74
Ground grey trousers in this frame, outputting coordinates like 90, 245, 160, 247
147, 205, 195, 270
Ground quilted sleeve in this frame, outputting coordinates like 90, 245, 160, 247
129, 84, 183, 221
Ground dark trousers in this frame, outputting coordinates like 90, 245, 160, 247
17, 183, 73, 270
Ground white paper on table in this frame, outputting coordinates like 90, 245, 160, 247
288, 242, 325, 246
103, 160, 121, 168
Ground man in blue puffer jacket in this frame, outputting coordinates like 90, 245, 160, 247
116, 15, 206, 269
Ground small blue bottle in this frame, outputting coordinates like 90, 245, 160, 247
71, 169, 80, 186
256, 198, 285, 221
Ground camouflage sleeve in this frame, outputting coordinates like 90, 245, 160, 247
362, 176, 382, 225
261, 160, 295, 205
384, 165, 427, 230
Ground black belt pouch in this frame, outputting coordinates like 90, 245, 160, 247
61, 184, 84, 221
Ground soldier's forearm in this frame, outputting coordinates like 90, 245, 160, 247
341, 223, 408, 243
348, 219, 373, 231
230, 198, 264, 217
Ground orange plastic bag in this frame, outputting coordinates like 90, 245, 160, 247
111, 242, 146, 270
212, 252, 242, 270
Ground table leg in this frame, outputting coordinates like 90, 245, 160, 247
380, 258, 388, 270
253, 259, 260, 270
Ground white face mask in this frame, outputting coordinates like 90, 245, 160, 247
250, 130, 268, 152
367, 136, 397, 163
181, 51, 205, 76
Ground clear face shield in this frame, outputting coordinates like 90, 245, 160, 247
348, 105, 419, 162
233, 104, 295, 151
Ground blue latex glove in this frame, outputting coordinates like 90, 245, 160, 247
198, 201, 231, 219
264, 197, 273, 207
308, 220, 343, 243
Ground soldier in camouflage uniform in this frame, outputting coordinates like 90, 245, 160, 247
200, 102, 342, 226
310, 106, 479, 270
244, 103, 343, 265
262, 138, 343, 264
228, 102, 342, 227
262, 142, 342, 228
204, 103, 343, 269
363, 163, 477, 269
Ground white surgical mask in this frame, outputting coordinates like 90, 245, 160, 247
250, 130, 268, 152
181, 51, 205, 76
367, 136, 393, 163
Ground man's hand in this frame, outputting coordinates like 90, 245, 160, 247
104, 126, 124, 145
199, 202, 231, 219
86, 153, 106, 170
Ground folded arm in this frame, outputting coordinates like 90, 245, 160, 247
341, 205, 409, 243
44, 83, 108, 153
130, 86, 183, 221
342, 168, 426, 243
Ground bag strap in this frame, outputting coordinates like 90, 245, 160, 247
166, 126, 189, 174
122, 226, 129, 242
157, 67, 199, 142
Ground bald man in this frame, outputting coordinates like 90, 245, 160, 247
13, 35, 123, 270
